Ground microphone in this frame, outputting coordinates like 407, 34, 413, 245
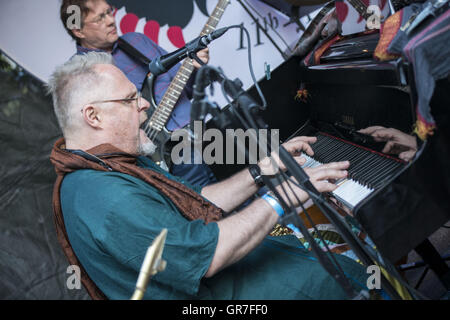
148, 27, 230, 77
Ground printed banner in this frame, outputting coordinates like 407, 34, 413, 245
0, 0, 322, 106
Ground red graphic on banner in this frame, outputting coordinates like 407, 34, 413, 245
335, 1, 349, 22
144, 20, 160, 44
117, 12, 186, 48
120, 13, 139, 34
167, 26, 186, 47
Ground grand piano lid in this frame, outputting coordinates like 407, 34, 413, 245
299, 31, 410, 86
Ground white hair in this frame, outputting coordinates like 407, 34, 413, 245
46, 51, 114, 136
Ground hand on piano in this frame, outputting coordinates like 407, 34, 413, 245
257, 135, 350, 205
276, 160, 350, 205
358, 126, 418, 161
258, 136, 317, 176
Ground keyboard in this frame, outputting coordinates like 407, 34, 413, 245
301, 132, 407, 209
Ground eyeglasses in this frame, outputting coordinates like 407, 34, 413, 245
85, 6, 115, 25
86, 91, 144, 111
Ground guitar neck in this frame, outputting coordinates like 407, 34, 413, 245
149, 0, 230, 132
347, 0, 371, 20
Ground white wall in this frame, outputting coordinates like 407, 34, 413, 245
0, 0, 318, 106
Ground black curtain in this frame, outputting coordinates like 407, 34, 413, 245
0, 52, 89, 299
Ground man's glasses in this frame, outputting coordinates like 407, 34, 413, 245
86, 91, 143, 111
85, 6, 115, 25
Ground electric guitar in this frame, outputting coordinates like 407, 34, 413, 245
143, 0, 230, 171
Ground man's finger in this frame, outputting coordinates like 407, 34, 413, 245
310, 168, 348, 181
358, 126, 385, 135
382, 141, 395, 153
399, 150, 416, 161
372, 130, 394, 140
283, 140, 314, 157
293, 155, 307, 166
296, 142, 314, 156
312, 160, 350, 171
291, 136, 317, 144
314, 181, 338, 193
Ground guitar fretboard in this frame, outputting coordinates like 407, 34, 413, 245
347, 0, 371, 20
148, 0, 230, 132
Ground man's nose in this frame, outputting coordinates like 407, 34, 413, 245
138, 97, 150, 113
106, 13, 115, 26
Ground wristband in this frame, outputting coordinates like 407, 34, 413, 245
261, 193, 284, 217
248, 164, 264, 187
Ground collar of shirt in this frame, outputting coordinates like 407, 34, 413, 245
76, 41, 119, 55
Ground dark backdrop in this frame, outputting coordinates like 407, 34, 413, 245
0, 52, 89, 299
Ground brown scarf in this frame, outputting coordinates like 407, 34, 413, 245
50, 138, 223, 300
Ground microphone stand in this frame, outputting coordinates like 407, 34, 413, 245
192, 66, 404, 300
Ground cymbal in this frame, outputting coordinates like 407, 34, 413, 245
284, 0, 330, 6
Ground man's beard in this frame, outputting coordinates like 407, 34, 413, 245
138, 140, 157, 156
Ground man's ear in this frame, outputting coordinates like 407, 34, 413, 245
81, 105, 102, 128
71, 28, 85, 41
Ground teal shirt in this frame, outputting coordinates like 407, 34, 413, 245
61, 157, 369, 300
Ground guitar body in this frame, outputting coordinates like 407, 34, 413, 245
141, 0, 230, 171
149, 126, 173, 171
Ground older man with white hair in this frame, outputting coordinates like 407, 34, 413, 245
48, 51, 369, 300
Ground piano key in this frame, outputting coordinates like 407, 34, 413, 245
349, 153, 379, 179
371, 162, 403, 188
328, 144, 355, 162
332, 179, 374, 209
353, 156, 386, 185
364, 159, 397, 187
